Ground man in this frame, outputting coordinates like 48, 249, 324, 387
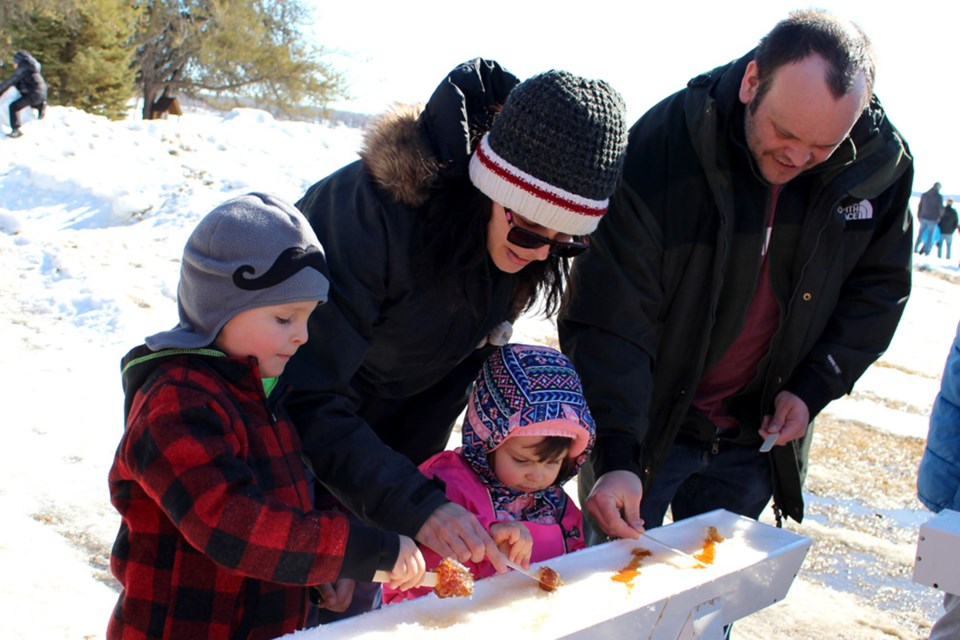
559, 9, 913, 541
915, 182, 944, 255
0, 50, 47, 138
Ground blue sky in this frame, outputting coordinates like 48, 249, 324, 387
308, 1, 952, 195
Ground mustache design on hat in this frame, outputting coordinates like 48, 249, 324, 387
145, 192, 330, 351
233, 245, 328, 291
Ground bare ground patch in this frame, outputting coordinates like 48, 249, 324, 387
783, 416, 939, 637
33, 509, 117, 591
871, 359, 940, 380
915, 264, 960, 285
807, 417, 925, 510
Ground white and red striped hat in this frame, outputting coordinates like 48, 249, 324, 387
468, 70, 627, 236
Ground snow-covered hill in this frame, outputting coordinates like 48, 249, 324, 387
1, 105, 957, 639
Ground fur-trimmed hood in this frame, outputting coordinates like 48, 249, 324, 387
359, 104, 439, 208
358, 58, 520, 209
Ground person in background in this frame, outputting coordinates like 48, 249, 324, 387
383, 344, 595, 603
937, 198, 957, 260
283, 59, 627, 619
918, 320, 960, 640
107, 194, 425, 640
560, 9, 913, 543
916, 182, 944, 255
0, 50, 46, 138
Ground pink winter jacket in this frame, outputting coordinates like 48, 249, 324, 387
383, 449, 585, 603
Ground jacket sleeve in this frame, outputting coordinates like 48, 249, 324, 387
558, 127, 668, 479
785, 164, 914, 418
918, 320, 960, 512
118, 378, 399, 585
284, 164, 448, 537
0, 66, 24, 96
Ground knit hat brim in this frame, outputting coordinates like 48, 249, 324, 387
469, 135, 608, 236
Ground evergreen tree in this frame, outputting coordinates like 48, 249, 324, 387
2, 0, 138, 121
135, 0, 346, 120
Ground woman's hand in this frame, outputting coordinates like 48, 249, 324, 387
416, 502, 509, 573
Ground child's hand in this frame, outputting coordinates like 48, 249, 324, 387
489, 522, 533, 568
387, 535, 426, 591
312, 579, 355, 612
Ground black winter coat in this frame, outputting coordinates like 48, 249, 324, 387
560, 51, 913, 524
284, 60, 521, 536
939, 205, 958, 235
0, 51, 46, 103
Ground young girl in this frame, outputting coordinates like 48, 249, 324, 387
108, 193, 424, 640
383, 343, 595, 602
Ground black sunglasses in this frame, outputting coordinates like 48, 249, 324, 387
504, 208, 589, 258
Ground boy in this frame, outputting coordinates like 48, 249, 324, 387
108, 193, 425, 639
384, 343, 594, 602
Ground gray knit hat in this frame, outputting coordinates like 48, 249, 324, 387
468, 70, 628, 236
146, 192, 329, 350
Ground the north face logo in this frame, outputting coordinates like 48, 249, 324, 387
839, 200, 874, 221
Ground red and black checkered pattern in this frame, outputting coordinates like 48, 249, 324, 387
108, 350, 396, 639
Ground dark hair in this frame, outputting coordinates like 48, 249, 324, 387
751, 10, 875, 115
414, 179, 569, 318
488, 435, 575, 479
532, 435, 573, 459
532, 435, 576, 477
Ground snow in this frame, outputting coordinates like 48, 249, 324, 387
2, 102, 959, 639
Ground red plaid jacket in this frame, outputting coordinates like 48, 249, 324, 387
108, 347, 398, 639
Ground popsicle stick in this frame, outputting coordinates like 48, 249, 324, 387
372, 570, 438, 587
503, 559, 543, 583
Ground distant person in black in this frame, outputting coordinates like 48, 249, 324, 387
915, 182, 944, 255
938, 198, 959, 260
0, 50, 47, 138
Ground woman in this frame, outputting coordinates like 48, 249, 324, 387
283, 58, 626, 616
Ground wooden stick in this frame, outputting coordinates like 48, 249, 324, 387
372, 570, 438, 587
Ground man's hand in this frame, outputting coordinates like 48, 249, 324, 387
415, 502, 508, 573
760, 390, 810, 446
312, 579, 355, 612
584, 470, 645, 540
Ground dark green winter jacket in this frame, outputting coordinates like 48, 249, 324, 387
559, 51, 913, 523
